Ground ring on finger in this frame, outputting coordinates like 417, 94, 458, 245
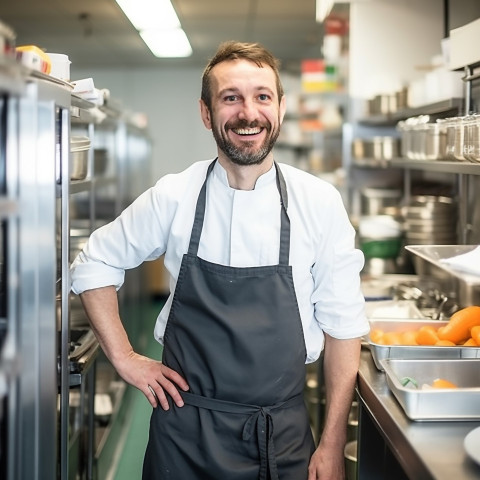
147, 384, 158, 399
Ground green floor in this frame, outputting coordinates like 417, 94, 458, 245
113, 302, 164, 480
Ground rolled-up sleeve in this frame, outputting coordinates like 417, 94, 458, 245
70, 185, 168, 295
310, 189, 369, 339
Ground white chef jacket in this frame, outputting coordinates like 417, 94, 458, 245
70, 159, 369, 363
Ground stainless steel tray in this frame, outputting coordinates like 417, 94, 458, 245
405, 245, 480, 285
381, 358, 480, 421
368, 319, 480, 370
365, 300, 425, 320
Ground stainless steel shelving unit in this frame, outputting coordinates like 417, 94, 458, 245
0, 60, 61, 480
1, 59, 152, 480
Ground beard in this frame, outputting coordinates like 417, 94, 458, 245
211, 117, 281, 166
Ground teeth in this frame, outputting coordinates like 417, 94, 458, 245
233, 127, 261, 135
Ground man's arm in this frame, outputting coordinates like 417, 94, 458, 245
308, 334, 362, 480
80, 286, 189, 409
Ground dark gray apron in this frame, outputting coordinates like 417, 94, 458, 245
143, 160, 315, 480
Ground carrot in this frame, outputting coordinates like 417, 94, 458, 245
471, 326, 480, 346
432, 378, 458, 389
437, 306, 480, 344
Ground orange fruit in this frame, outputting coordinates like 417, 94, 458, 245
382, 331, 403, 345
416, 325, 439, 346
471, 326, 480, 346
431, 378, 458, 389
401, 330, 419, 345
463, 338, 478, 347
369, 328, 384, 344
435, 339, 456, 346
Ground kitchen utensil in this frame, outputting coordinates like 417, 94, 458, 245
381, 358, 480, 421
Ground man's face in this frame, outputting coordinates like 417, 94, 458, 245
200, 59, 286, 166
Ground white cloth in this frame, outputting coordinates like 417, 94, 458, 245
70, 160, 368, 363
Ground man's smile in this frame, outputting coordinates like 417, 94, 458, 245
231, 127, 263, 136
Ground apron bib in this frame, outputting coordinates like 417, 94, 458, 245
143, 160, 315, 480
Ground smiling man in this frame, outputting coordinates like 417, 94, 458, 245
71, 41, 368, 480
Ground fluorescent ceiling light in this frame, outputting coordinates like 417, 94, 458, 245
140, 28, 193, 58
116, 0, 193, 57
316, 0, 335, 22
115, 0, 180, 29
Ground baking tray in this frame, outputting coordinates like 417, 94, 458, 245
368, 319, 480, 371
381, 358, 480, 421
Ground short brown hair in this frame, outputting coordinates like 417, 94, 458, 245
201, 41, 284, 110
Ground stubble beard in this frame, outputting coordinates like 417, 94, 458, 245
211, 117, 281, 167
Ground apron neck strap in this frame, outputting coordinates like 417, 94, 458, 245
274, 162, 290, 266
188, 159, 291, 265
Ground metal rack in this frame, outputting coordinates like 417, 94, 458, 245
0, 60, 61, 480
0, 60, 152, 479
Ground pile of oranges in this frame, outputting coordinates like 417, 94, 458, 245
370, 305, 480, 347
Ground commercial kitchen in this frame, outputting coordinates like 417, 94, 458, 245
1, 0, 480, 479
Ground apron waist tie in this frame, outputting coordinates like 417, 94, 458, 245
181, 391, 304, 480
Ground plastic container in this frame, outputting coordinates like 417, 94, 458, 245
48, 53, 71, 81
16, 45, 51, 74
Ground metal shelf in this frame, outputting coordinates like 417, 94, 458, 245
390, 158, 480, 175
359, 98, 464, 126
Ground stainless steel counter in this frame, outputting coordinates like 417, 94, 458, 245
357, 348, 480, 479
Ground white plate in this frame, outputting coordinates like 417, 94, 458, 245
464, 426, 480, 465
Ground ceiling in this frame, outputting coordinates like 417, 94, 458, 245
0, 0, 348, 73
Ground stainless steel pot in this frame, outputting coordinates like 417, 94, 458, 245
352, 137, 400, 161
361, 187, 402, 216
70, 136, 90, 181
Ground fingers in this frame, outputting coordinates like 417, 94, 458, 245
144, 363, 190, 410
117, 353, 189, 410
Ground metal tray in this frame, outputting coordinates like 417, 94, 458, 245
381, 358, 480, 421
405, 245, 480, 285
368, 319, 480, 371
365, 300, 424, 320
